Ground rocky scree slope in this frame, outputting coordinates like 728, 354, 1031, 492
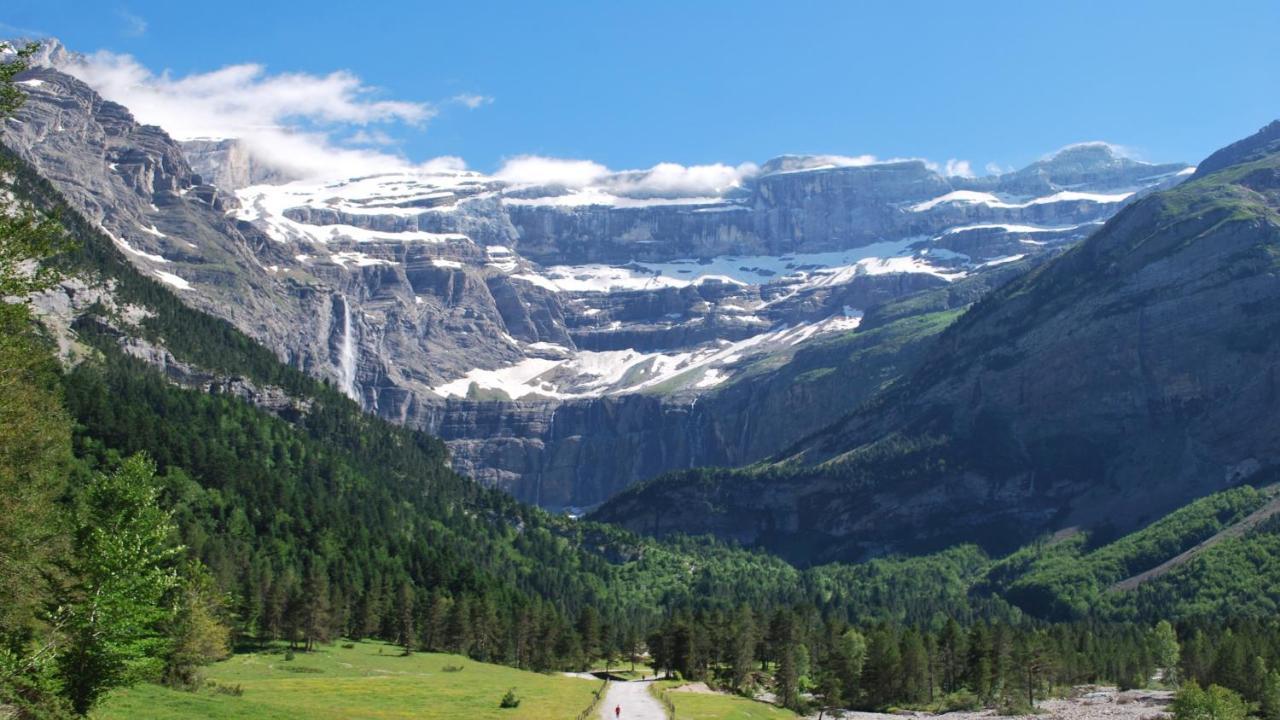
594, 122, 1280, 563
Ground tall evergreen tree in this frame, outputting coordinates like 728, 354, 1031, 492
53, 454, 182, 715
730, 605, 758, 691
447, 595, 473, 657
396, 581, 415, 655
301, 560, 331, 652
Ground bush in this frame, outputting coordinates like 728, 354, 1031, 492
442, 664, 465, 673
997, 698, 1036, 716
284, 649, 295, 661
499, 688, 521, 709
341, 643, 355, 649
1170, 682, 1249, 720
942, 689, 981, 712
209, 682, 244, 697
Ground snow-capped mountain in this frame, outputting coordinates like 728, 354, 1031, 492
220, 141, 1187, 403
3, 57, 1191, 510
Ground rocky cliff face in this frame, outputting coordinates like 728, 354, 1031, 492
180, 138, 294, 191
594, 123, 1280, 562
2, 54, 1192, 510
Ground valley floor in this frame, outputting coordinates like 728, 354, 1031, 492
94, 640, 603, 720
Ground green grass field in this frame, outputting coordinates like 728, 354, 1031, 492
94, 640, 603, 720
653, 681, 797, 720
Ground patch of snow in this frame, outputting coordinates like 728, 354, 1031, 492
433, 357, 564, 400
912, 189, 1133, 212
695, 368, 727, 388
153, 270, 192, 290
910, 190, 1004, 212
430, 258, 463, 269
431, 312, 868, 400
16, 79, 44, 88
522, 237, 957, 295
235, 174, 481, 244
511, 272, 561, 291
330, 251, 394, 268
977, 254, 1027, 268
1024, 190, 1132, 206
100, 226, 169, 264
943, 223, 1080, 235
513, 265, 688, 293
526, 342, 572, 353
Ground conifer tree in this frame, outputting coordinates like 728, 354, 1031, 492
53, 454, 182, 715
396, 581, 415, 655
1153, 620, 1180, 684
447, 595, 473, 657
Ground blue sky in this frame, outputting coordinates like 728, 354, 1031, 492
5, 0, 1279, 175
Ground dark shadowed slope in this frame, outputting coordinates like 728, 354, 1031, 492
595, 121, 1280, 565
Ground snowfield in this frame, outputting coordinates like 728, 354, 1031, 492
221, 148, 1172, 409
431, 313, 863, 401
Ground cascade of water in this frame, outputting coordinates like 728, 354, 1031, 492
338, 296, 358, 401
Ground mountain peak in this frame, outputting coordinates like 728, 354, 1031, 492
1192, 119, 1280, 179
1041, 141, 1130, 171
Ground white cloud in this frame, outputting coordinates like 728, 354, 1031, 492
813, 154, 880, 168
943, 159, 974, 178
495, 156, 610, 187
451, 93, 493, 109
419, 156, 469, 173
55, 50, 449, 179
348, 129, 396, 146
494, 156, 758, 199
602, 162, 757, 198
0, 22, 49, 38
64, 51, 432, 137
118, 10, 148, 38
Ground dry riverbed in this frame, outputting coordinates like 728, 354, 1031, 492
831, 687, 1173, 720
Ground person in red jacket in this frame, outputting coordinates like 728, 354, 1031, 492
614, 705, 621, 718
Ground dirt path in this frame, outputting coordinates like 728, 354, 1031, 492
601, 680, 665, 720
1111, 491, 1280, 591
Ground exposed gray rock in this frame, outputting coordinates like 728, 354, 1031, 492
1, 57, 1192, 511
180, 138, 294, 191
594, 128, 1280, 562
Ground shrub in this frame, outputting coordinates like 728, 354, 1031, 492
284, 649, 295, 661
1171, 682, 1249, 720
442, 664, 465, 673
943, 689, 981, 712
499, 688, 521, 709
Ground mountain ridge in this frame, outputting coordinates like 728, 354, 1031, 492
2, 46, 1192, 511
594, 121, 1280, 562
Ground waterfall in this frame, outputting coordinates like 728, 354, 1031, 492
338, 296, 358, 401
